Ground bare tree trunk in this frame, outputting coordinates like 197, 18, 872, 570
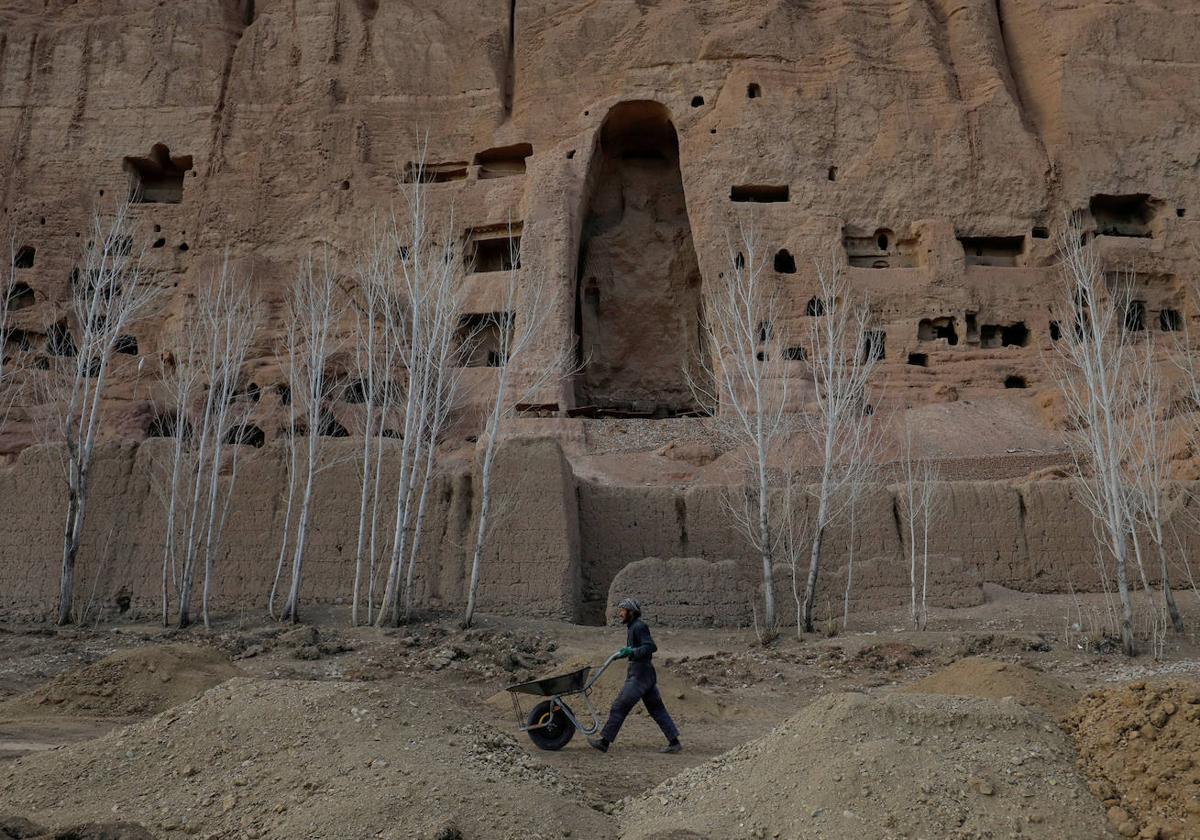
269, 433, 298, 619
843, 494, 857, 629
351, 415, 375, 626
1154, 538, 1185, 633
1115, 542, 1136, 655
464, 434, 499, 628
58, 481, 83, 625
800, 514, 824, 633
403, 448, 439, 619
756, 436, 776, 631
920, 488, 931, 630
283, 432, 320, 623
1129, 528, 1153, 595
365, 432, 388, 625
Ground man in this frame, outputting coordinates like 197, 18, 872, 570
588, 597, 681, 754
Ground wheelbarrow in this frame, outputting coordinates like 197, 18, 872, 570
504, 651, 622, 750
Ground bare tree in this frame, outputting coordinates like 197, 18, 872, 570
273, 253, 345, 623
155, 257, 260, 627
779, 473, 810, 635
691, 221, 791, 633
348, 218, 403, 626
40, 201, 160, 625
1047, 219, 1139, 655
842, 460, 881, 629
399, 253, 463, 621
374, 165, 465, 626
897, 422, 939, 629
1126, 336, 1185, 632
798, 256, 883, 632
462, 228, 573, 628
156, 303, 204, 626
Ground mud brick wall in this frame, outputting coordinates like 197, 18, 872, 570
2, 438, 1198, 622
0, 437, 580, 621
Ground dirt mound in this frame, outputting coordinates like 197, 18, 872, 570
619, 691, 1112, 840
0, 677, 612, 840
0, 645, 240, 720
1065, 681, 1200, 839
900, 656, 1079, 717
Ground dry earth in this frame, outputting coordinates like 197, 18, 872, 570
0, 588, 1198, 839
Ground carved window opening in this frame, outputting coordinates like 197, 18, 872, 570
918, 317, 958, 345
465, 226, 522, 273
474, 143, 533, 179
124, 144, 193, 204
1090, 194, 1160, 238
959, 235, 1024, 267
730, 185, 788, 203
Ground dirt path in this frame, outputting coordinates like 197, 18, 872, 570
0, 588, 1197, 838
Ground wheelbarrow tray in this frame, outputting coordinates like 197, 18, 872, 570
505, 666, 591, 697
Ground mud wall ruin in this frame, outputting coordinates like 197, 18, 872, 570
3, 438, 1198, 624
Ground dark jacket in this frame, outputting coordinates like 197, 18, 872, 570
625, 617, 658, 678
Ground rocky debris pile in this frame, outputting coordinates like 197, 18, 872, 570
1065, 681, 1200, 839
0, 645, 240, 720
420, 628, 554, 681
0, 816, 155, 839
380, 627, 559, 682
0, 678, 611, 840
452, 724, 583, 796
665, 647, 837, 693
214, 624, 354, 662
582, 418, 737, 456
0, 629, 124, 703
849, 641, 929, 671
665, 641, 931, 695
945, 632, 1055, 657
618, 691, 1112, 840
901, 656, 1080, 717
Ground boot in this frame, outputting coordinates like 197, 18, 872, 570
588, 736, 609, 753
659, 739, 682, 754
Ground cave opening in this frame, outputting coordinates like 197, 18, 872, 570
959, 235, 1025, 267
124, 144, 193, 204
918, 316, 958, 345
1160, 309, 1182, 332
474, 143, 532, 179
574, 101, 708, 417
1090, 194, 1160, 238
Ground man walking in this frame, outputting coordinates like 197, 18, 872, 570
589, 597, 681, 754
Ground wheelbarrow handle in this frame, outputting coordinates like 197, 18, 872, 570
582, 650, 623, 692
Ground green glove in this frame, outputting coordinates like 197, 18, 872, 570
617, 646, 633, 659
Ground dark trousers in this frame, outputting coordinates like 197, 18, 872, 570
600, 668, 679, 743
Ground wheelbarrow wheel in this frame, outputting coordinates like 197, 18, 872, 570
526, 700, 576, 751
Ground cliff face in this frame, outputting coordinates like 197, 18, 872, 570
3, 0, 1199, 449
2, 1, 1199, 615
